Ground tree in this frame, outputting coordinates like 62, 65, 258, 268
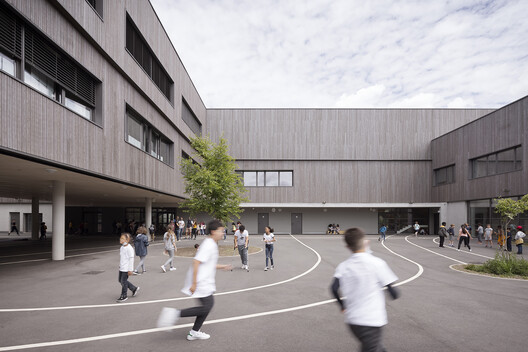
180, 135, 248, 224
494, 194, 528, 249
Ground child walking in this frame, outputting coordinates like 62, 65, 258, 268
457, 224, 472, 252
133, 226, 149, 275
263, 226, 276, 271
330, 228, 399, 352
117, 233, 139, 302
515, 226, 525, 254
161, 223, 177, 272
156, 220, 232, 340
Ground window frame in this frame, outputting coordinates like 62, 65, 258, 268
433, 164, 455, 187
238, 170, 294, 187
470, 145, 522, 179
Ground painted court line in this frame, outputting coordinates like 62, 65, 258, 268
448, 264, 528, 281
431, 238, 494, 260
0, 235, 424, 351
0, 235, 320, 312
404, 236, 467, 265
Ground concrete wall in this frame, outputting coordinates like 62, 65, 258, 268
446, 201, 468, 227
0, 203, 52, 232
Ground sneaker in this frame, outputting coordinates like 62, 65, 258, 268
157, 307, 181, 329
187, 330, 210, 340
245, 265, 250, 272
161, 265, 166, 273
469, 249, 472, 252
133, 271, 140, 275
241, 265, 245, 269
264, 267, 268, 271
133, 287, 140, 297
271, 266, 274, 270
457, 249, 460, 251
116, 296, 128, 303
170, 267, 177, 271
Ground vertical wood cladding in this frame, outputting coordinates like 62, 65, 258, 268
431, 97, 527, 202
1, 0, 207, 198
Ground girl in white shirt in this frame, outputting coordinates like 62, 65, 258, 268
263, 226, 276, 271
117, 233, 139, 302
161, 223, 177, 272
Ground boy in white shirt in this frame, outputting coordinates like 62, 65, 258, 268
331, 228, 399, 351
117, 233, 139, 302
234, 225, 250, 271
157, 220, 232, 340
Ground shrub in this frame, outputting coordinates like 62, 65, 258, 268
465, 251, 528, 278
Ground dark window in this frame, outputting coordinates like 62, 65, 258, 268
239, 171, 294, 187
126, 14, 172, 102
470, 146, 522, 179
126, 105, 173, 166
433, 165, 455, 186
182, 99, 202, 135
85, 0, 103, 18
0, 3, 22, 59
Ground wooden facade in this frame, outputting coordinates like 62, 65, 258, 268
431, 96, 527, 202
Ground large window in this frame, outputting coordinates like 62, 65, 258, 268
470, 146, 522, 179
182, 98, 202, 135
239, 171, 293, 187
433, 165, 455, 186
126, 14, 172, 102
126, 105, 173, 166
0, 2, 100, 123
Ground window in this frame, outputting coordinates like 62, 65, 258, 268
0, 51, 15, 76
433, 165, 455, 186
126, 14, 172, 101
240, 171, 294, 187
182, 98, 202, 135
470, 146, 522, 179
86, 0, 103, 18
0, 2, 100, 124
126, 105, 173, 166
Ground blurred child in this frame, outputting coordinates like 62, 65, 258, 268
331, 228, 399, 351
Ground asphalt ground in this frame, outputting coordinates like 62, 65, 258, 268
0, 234, 526, 352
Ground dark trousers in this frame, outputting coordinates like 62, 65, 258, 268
10, 226, 19, 235
517, 244, 523, 254
439, 236, 445, 247
180, 295, 214, 331
507, 237, 512, 252
118, 271, 136, 298
349, 324, 386, 352
458, 236, 470, 250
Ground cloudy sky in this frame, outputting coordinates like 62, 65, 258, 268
150, 0, 528, 108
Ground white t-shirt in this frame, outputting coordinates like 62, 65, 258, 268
413, 224, 420, 231
178, 220, 185, 229
181, 237, 219, 298
263, 233, 275, 244
235, 230, 249, 246
484, 228, 493, 236
119, 244, 135, 272
334, 252, 398, 327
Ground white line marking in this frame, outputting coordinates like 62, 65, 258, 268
0, 235, 423, 351
431, 238, 494, 260
404, 236, 467, 264
381, 236, 424, 287
0, 235, 320, 312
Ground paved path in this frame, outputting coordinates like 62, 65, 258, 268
0, 235, 525, 351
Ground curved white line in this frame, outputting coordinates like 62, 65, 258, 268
405, 236, 467, 264
381, 236, 424, 287
0, 235, 320, 312
0, 235, 423, 351
431, 238, 494, 260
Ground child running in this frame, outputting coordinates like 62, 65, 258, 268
117, 233, 139, 302
157, 220, 232, 340
331, 228, 399, 351
457, 224, 472, 252
263, 226, 276, 271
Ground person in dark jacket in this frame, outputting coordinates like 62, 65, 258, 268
438, 222, 448, 248
133, 226, 150, 275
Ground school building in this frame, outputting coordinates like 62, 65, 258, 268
0, 0, 526, 259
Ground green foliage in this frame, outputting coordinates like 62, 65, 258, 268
466, 251, 528, 278
494, 195, 528, 221
180, 135, 248, 224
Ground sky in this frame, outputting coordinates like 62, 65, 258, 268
150, 0, 528, 109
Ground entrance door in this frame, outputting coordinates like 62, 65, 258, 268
291, 213, 302, 235
258, 213, 269, 235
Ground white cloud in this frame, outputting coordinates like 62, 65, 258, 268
150, 0, 528, 108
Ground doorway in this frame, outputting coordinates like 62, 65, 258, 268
258, 213, 269, 235
291, 213, 302, 234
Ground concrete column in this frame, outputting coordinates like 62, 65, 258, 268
440, 203, 448, 226
52, 181, 66, 261
145, 197, 152, 228
31, 196, 39, 240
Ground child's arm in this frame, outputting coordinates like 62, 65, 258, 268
330, 278, 345, 311
386, 283, 399, 300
